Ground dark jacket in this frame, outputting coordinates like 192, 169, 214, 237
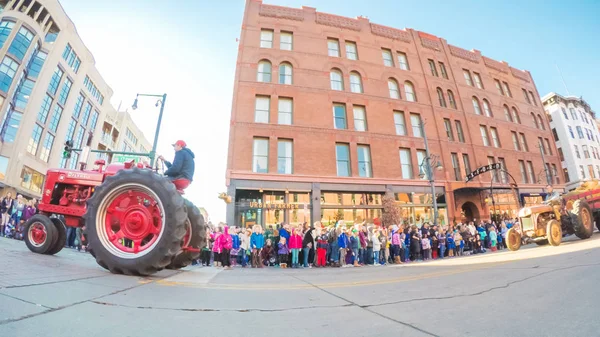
302, 230, 314, 249
0, 198, 13, 214
164, 147, 195, 181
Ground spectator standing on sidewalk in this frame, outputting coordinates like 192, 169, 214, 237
316, 230, 328, 267
289, 227, 302, 268
350, 229, 360, 266
303, 226, 315, 268
0, 193, 13, 236
239, 228, 250, 267
278, 237, 289, 268
337, 226, 349, 267
438, 229, 446, 259
372, 227, 381, 265
250, 225, 265, 268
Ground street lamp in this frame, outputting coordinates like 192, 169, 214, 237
536, 142, 551, 186
418, 121, 443, 227
131, 93, 168, 167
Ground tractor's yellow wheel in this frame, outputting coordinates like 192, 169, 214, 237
547, 220, 562, 246
506, 228, 521, 251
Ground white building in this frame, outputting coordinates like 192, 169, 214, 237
543, 92, 600, 191
96, 108, 152, 165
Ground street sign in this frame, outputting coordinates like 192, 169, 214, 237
465, 163, 502, 182
112, 154, 144, 163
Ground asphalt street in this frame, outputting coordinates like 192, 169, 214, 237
1, 233, 599, 337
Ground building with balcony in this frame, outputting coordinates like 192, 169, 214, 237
94, 107, 151, 165
543, 92, 599, 191
225, 0, 563, 228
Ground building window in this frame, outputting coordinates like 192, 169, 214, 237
394, 111, 407, 136
480, 125, 490, 146
519, 160, 528, 183
277, 139, 293, 174
495, 79, 504, 96
576, 126, 584, 139
260, 29, 273, 48
558, 147, 564, 161
428, 59, 438, 77
0, 21, 15, 49
568, 126, 575, 139
463, 154, 472, 176
327, 38, 340, 57
447, 90, 457, 109
48, 105, 63, 133
545, 139, 553, 155
529, 91, 537, 106
397, 52, 409, 70
416, 150, 427, 179
90, 111, 99, 131
37, 94, 52, 124
526, 161, 535, 184
15, 78, 34, 110
388, 78, 400, 99
27, 124, 43, 155
570, 108, 577, 120
472, 97, 482, 115
336, 143, 351, 177
254, 96, 270, 124
504, 105, 512, 122
257, 60, 272, 82
463, 69, 473, 86
252, 138, 269, 173
349, 71, 363, 93
411, 113, 423, 138
522, 89, 531, 104
382, 49, 394, 67
357, 145, 372, 178
39, 133, 55, 162
404, 81, 416, 102
574, 145, 580, 159
580, 165, 586, 179
278, 62, 292, 85
589, 165, 595, 179
498, 157, 508, 183
0, 56, 18, 92
444, 118, 454, 141
537, 115, 545, 130
502, 81, 512, 97
280, 31, 293, 50
451, 153, 460, 180
561, 108, 568, 119
483, 99, 492, 117
511, 132, 520, 151
27, 49, 47, 80
333, 103, 347, 129
345, 41, 358, 60
81, 102, 92, 127
473, 72, 483, 89
490, 127, 500, 147
48, 67, 64, 95
8, 26, 34, 62
511, 107, 520, 124
353, 106, 367, 131
399, 148, 413, 179
278, 97, 292, 125
531, 112, 538, 129
20, 166, 44, 194
330, 69, 344, 91
58, 78, 73, 106
487, 157, 499, 182
519, 133, 529, 152
583, 145, 590, 159
437, 87, 446, 107
455, 121, 465, 143
564, 168, 570, 183
439, 62, 448, 79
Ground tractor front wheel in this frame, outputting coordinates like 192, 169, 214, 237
506, 227, 522, 251
24, 214, 58, 254
46, 216, 67, 255
167, 200, 206, 270
84, 168, 187, 276
547, 219, 562, 246
572, 200, 593, 239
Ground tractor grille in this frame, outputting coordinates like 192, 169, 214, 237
520, 217, 533, 231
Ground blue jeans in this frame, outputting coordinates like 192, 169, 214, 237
303, 247, 310, 267
352, 248, 358, 264
374, 251, 380, 264
240, 249, 247, 266
439, 245, 445, 259
404, 247, 410, 261
291, 249, 299, 266
366, 247, 374, 265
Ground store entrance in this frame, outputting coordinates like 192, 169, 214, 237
461, 201, 480, 222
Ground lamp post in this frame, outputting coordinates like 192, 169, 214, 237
418, 122, 443, 227
132, 93, 167, 167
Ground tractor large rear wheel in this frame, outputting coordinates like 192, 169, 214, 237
24, 214, 57, 254
84, 168, 187, 276
572, 199, 593, 239
46, 216, 67, 255
506, 227, 521, 251
167, 200, 206, 270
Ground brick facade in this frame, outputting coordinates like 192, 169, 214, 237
226, 0, 563, 227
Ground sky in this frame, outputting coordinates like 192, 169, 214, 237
58, 0, 599, 223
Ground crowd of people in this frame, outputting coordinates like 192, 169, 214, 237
197, 219, 520, 269
0, 193, 39, 240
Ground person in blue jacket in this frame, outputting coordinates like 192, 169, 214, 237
337, 227, 349, 267
158, 140, 195, 182
250, 225, 265, 268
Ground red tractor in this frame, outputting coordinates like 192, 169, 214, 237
23, 158, 206, 276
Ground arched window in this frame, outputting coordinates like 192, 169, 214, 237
349, 71, 363, 93
388, 78, 400, 99
531, 112, 538, 128
503, 105, 512, 122
330, 69, 343, 91
278, 62, 292, 85
437, 87, 446, 107
447, 90, 457, 109
537, 115, 545, 130
511, 107, 521, 124
482, 99, 492, 117
404, 81, 416, 102
472, 97, 482, 115
257, 60, 272, 82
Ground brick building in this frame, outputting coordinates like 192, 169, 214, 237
225, 0, 563, 228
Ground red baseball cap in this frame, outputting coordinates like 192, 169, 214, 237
172, 140, 186, 147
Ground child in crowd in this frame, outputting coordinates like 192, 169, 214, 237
239, 228, 250, 267
489, 227, 498, 252
316, 231, 328, 267
261, 239, 276, 266
372, 228, 381, 266
230, 227, 240, 267
289, 227, 302, 268
278, 237, 289, 268
438, 229, 446, 259
391, 226, 401, 264
421, 233, 431, 260
250, 225, 265, 268
447, 231, 455, 257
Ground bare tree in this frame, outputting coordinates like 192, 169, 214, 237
382, 190, 401, 227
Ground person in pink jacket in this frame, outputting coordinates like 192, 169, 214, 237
216, 226, 233, 269
212, 228, 223, 267
289, 227, 303, 268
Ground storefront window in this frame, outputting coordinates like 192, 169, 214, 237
393, 192, 447, 227
321, 192, 382, 206
20, 166, 44, 194
321, 208, 382, 227
0, 155, 8, 180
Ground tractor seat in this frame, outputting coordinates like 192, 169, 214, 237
172, 178, 191, 194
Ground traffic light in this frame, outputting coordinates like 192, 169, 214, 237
63, 140, 74, 159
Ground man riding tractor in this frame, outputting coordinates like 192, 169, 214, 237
158, 139, 195, 192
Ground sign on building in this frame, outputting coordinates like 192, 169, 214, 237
465, 163, 502, 182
